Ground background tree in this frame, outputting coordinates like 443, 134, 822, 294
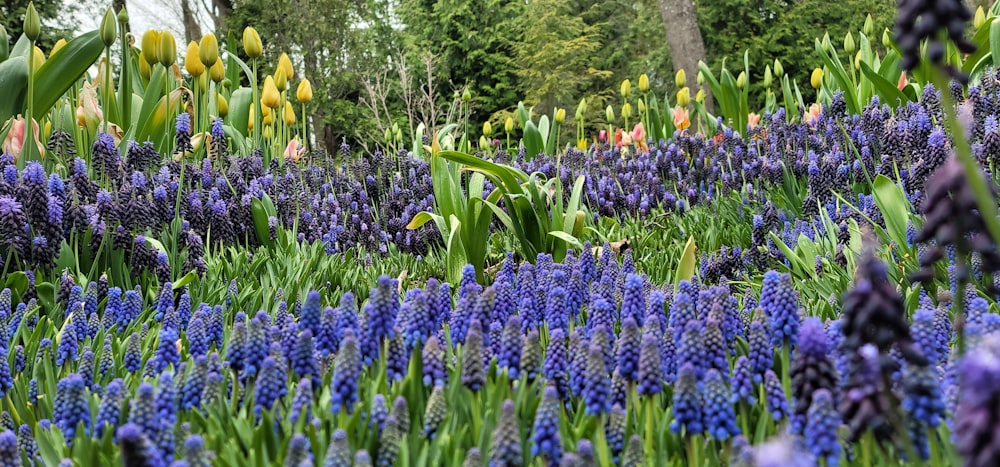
2, 0, 84, 51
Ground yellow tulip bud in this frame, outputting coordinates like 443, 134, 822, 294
138, 52, 151, 80
263, 111, 273, 126
855, 50, 862, 69
462, 88, 471, 102
43, 120, 51, 142
882, 28, 892, 48
100, 7, 117, 47
284, 101, 295, 125
23, 2, 40, 42
675, 69, 686, 88
274, 66, 287, 92
210, 59, 225, 83
50, 38, 67, 58
158, 31, 177, 67
638, 74, 649, 93
260, 102, 271, 118
774, 59, 784, 78
384, 128, 392, 141
31, 46, 44, 72
199, 33, 219, 68
217, 93, 228, 117
620, 79, 631, 98
844, 31, 855, 55
976, 6, 987, 29
555, 108, 566, 124
395, 128, 402, 143
483, 121, 492, 137
676, 87, 690, 107
621, 102, 631, 121
863, 14, 874, 36
811, 68, 824, 89
504, 116, 514, 133
696, 70, 705, 87
262, 76, 280, 109
696, 89, 705, 103
605, 105, 615, 122
185, 41, 205, 77
263, 125, 273, 140
637, 99, 645, 114
141, 30, 160, 65
243, 27, 262, 58
737, 71, 747, 89
278, 52, 294, 81
247, 104, 255, 132
296, 79, 313, 103
764, 65, 773, 87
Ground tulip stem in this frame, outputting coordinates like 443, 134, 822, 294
22, 39, 36, 167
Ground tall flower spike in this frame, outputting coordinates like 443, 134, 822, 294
497, 315, 522, 379
616, 317, 641, 382
732, 356, 755, 405
461, 320, 486, 392
789, 317, 838, 435
805, 389, 841, 467
520, 329, 542, 383
116, 423, 164, 467
583, 343, 610, 416
670, 363, 703, 435
703, 369, 740, 440
422, 335, 446, 387
760, 271, 800, 348
636, 330, 663, 397
324, 429, 352, 467
331, 329, 361, 414
532, 385, 562, 467
956, 335, 1000, 467
543, 329, 569, 400
54, 373, 90, 443
422, 385, 447, 439
489, 400, 522, 467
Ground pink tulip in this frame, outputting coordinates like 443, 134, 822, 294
599, 129, 607, 142
2, 115, 44, 160
284, 137, 306, 161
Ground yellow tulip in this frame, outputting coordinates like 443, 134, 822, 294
50, 39, 67, 58
505, 116, 514, 133
210, 59, 225, 83
605, 105, 615, 122
764, 65, 773, 87
811, 68, 824, 89
863, 14, 874, 36
158, 31, 177, 67
621, 102, 631, 121
482, 121, 492, 137
676, 87, 690, 108
243, 27, 262, 58
736, 72, 747, 89
199, 33, 219, 67
555, 108, 566, 124
278, 52, 294, 80
274, 66, 287, 92
696, 89, 705, 103
138, 53, 151, 80
184, 41, 205, 77
260, 102, 271, 118
247, 104, 255, 132
217, 93, 228, 117
297, 79, 313, 103
263, 112, 273, 126
976, 6, 987, 29
141, 30, 160, 65
262, 76, 280, 109
620, 79, 631, 98
638, 73, 649, 93
263, 125, 273, 140
284, 101, 295, 125
675, 69, 686, 88
31, 46, 44, 72
773, 59, 784, 78
844, 32, 855, 55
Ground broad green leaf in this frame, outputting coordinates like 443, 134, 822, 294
549, 231, 584, 250
673, 235, 697, 285
251, 196, 276, 249
859, 62, 908, 106
523, 120, 544, 160
227, 87, 252, 137
172, 270, 199, 289
872, 174, 911, 249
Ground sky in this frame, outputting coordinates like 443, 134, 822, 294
77, 1, 207, 43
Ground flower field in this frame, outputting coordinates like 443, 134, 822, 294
4, 0, 1000, 466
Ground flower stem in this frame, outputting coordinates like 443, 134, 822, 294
22, 40, 36, 168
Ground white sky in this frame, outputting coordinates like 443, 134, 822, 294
78, 1, 209, 44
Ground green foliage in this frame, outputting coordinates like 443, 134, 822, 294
512, 0, 609, 111
696, 0, 896, 109
398, 0, 523, 125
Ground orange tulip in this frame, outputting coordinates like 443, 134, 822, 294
804, 103, 822, 126
630, 123, 647, 151
672, 106, 690, 131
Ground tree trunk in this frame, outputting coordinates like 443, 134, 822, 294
181, 0, 203, 43
657, 0, 713, 112
113, 0, 130, 34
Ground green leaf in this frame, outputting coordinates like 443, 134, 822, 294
251, 196, 276, 249
172, 270, 199, 290
673, 236, 697, 285
859, 62, 908, 106
872, 175, 912, 249
227, 87, 252, 137
991, 19, 1000, 69
548, 231, 583, 250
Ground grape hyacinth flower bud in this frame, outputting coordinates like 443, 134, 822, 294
324, 429, 351, 467
790, 317, 838, 435
489, 400, 522, 466
670, 363, 703, 435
